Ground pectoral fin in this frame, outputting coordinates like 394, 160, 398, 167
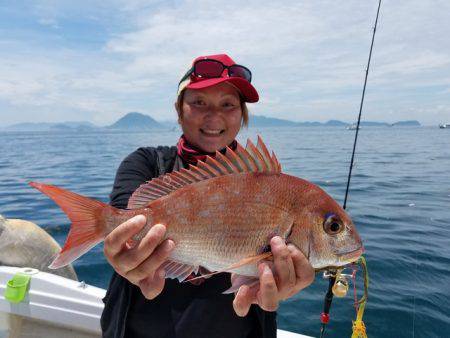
161, 260, 198, 282
223, 275, 260, 294
186, 252, 272, 282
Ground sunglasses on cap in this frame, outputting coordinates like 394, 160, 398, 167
179, 59, 252, 85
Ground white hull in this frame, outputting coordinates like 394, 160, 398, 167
0, 266, 312, 338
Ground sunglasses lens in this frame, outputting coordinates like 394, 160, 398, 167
229, 65, 252, 82
194, 60, 224, 78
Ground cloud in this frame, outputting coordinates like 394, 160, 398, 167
0, 0, 449, 126
37, 18, 59, 29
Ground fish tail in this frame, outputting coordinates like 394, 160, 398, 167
29, 181, 115, 269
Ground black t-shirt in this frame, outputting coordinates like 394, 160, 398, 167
101, 146, 276, 338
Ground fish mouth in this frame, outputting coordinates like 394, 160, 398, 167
336, 246, 364, 264
310, 246, 364, 271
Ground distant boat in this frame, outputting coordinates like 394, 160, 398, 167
346, 124, 361, 130
439, 123, 449, 129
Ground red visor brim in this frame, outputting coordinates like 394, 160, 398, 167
186, 77, 259, 103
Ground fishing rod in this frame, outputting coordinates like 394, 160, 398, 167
319, 0, 382, 337
343, 0, 382, 210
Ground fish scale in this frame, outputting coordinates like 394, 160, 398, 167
147, 174, 294, 274
29, 136, 363, 291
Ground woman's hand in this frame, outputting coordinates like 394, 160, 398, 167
103, 215, 175, 300
232, 236, 315, 317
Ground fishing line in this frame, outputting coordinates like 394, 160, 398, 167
320, 0, 382, 337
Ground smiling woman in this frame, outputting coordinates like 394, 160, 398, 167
100, 53, 315, 338
177, 83, 244, 153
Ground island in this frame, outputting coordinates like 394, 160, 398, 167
105, 112, 162, 130
1, 112, 422, 131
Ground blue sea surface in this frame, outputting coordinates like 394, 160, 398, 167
0, 126, 449, 337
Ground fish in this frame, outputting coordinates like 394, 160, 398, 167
29, 136, 363, 292
0, 214, 77, 280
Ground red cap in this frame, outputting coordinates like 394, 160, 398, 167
177, 54, 259, 103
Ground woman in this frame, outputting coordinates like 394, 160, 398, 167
101, 54, 315, 338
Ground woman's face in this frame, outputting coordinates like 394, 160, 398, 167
177, 82, 243, 153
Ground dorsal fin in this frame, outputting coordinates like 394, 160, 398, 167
257, 135, 274, 171
127, 136, 282, 209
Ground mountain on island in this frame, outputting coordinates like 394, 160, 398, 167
2, 112, 422, 131
391, 120, 421, 127
249, 115, 298, 127
323, 120, 348, 126
4, 121, 98, 132
2, 113, 162, 131
106, 112, 162, 130
249, 115, 421, 127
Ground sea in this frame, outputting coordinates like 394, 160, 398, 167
0, 126, 449, 338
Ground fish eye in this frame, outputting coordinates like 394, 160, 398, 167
323, 214, 344, 235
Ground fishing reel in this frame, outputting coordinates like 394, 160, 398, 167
323, 268, 353, 298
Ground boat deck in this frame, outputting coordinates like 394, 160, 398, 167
0, 266, 313, 338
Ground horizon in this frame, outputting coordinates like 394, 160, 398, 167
1, 1, 449, 126
1, 111, 430, 128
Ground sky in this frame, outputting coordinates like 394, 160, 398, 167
0, 0, 449, 127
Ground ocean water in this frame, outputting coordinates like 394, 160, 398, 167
0, 126, 449, 337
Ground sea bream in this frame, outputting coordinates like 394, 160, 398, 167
30, 136, 363, 292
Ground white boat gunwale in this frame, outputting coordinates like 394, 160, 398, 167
0, 266, 312, 337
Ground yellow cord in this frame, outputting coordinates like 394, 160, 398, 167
351, 256, 369, 338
